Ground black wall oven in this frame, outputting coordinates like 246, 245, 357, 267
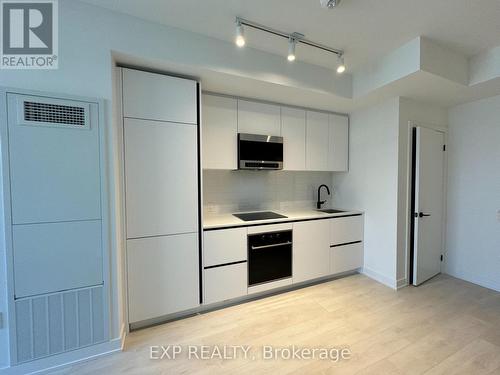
238, 133, 284, 170
248, 230, 292, 286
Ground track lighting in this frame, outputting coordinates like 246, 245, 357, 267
235, 20, 245, 47
336, 55, 346, 74
287, 37, 296, 62
234, 17, 345, 72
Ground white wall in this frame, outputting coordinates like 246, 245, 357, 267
332, 98, 400, 288
446, 95, 500, 291
203, 170, 333, 214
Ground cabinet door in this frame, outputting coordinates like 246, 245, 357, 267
203, 227, 247, 267
204, 263, 247, 304
202, 95, 237, 170
330, 215, 364, 245
122, 68, 197, 124
293, 220, 330, 283
306, 111, 329, 171
127, 234, 199, 323
124, 118, 198, 239
330, 242, 363, 274
328, 114, 349, 171
281, 107, 306, 170
238, 100, 281, 136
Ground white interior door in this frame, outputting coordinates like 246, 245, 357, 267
413, 126, 445, 285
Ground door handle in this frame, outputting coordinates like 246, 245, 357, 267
418, 212, 431, 218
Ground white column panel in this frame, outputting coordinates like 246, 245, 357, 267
124, 118, 198, 238
127, 234, 199, 323
122, 68, 197, 124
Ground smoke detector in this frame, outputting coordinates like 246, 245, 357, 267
320, 0, 341, 8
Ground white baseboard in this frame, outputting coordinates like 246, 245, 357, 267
361, 267, 397, 290
0, 331, 125, 375
444, 269, 500, 292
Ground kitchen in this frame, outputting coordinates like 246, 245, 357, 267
0, 1, 500, 374
121, 69, 364, 327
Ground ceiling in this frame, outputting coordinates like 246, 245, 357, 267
82, 0, 500, 72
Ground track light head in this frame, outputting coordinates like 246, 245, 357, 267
336, 54, 346, 73
235, 20, 245, 47
287, 37, 296, 62
320, 0, 341, 9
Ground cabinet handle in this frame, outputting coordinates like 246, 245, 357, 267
250, 241, 292, 250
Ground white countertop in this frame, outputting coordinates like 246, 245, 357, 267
203, 208, 363, 230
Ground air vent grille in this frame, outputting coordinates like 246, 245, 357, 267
24, 101, 85, 126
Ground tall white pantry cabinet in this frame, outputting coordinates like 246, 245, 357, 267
120, 68, 201, 327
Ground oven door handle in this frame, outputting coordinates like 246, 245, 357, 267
250, 241, 292, 250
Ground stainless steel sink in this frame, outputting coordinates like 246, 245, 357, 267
319, 209, 346, 214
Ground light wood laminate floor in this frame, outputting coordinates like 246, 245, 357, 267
52, 274, 500, 374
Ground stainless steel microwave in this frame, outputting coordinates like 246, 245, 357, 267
238, 133, 284, 170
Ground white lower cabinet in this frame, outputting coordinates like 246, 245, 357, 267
202, 227, 248, 304
329, 215, 364, 274
330, 242, 364, 274
330, 215, 364, 245
203, 227, 247, 267
127, 234, 199, 323
201, 216, 365, 306
204, 263, 247, 304
293, 220, 330, 283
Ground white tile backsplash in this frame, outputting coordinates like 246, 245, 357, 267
203, 170, 334, 213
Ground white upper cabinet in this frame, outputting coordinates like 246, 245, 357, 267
306, 111, 330, 171
328, 114, 349, 172
202, 94, 238, 170
200, 95, 349, 171
122, 68, 197, 124
281, 107, 306, 171
238, 99, 281, 136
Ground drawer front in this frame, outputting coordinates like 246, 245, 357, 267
203, 228, 247, 267
330, 242, 364, 274
204, 263, 247, 304
330, 215, 364, 245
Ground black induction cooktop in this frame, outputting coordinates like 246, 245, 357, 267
233, 211, 287, 222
